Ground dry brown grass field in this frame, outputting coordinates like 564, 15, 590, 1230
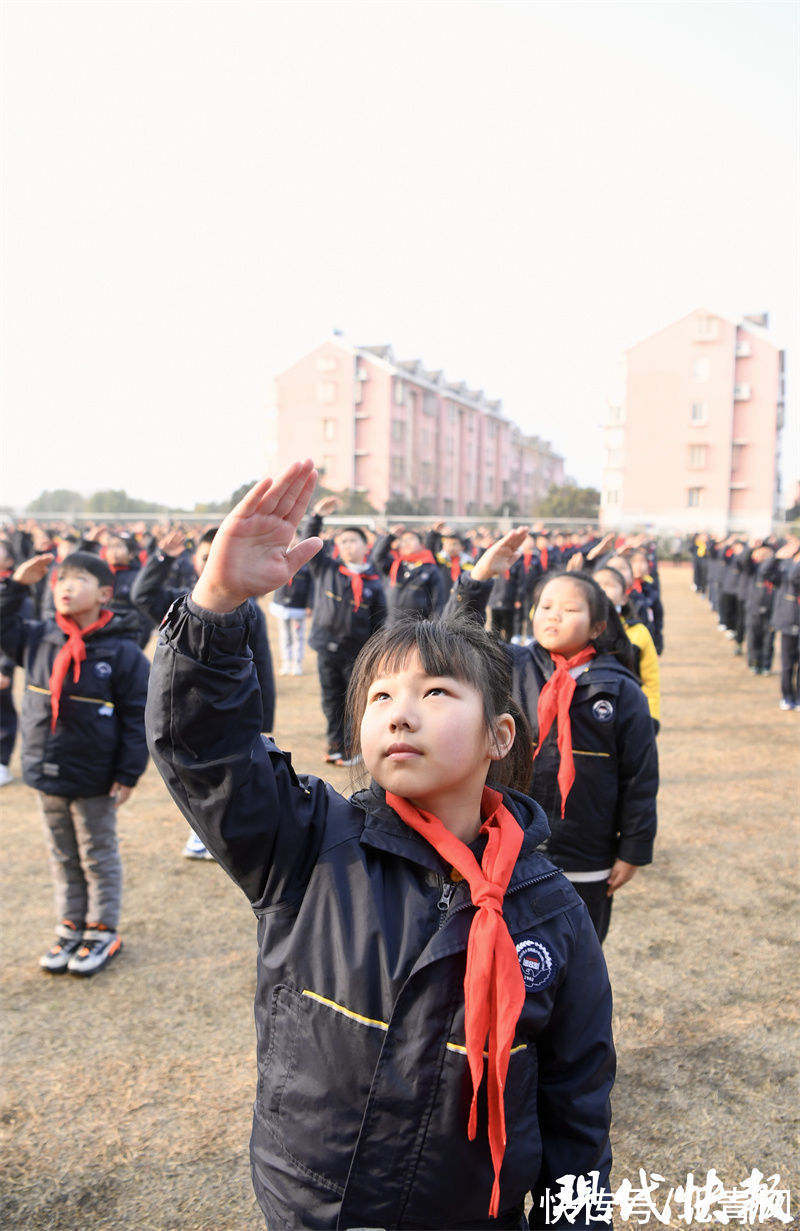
1, 564, 798, 1230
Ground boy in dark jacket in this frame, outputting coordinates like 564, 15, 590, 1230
303, 497, 387, 763
0, 551, 149, 975
371, 524, 444, 622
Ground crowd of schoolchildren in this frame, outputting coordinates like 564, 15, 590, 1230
0, 502, 665, 977
689, 531, 800, 710
0, 470, 788, 1229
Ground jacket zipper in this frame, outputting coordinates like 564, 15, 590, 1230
436, 878, 457, 929
435, 866, 562, 932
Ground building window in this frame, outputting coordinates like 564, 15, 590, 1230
604, 489, 620, 507
605, 449, 624, 468
607, 404, 623, 424
391, 455, 405, 479
693, 315, 720, 341
322, 418, 336, 441
690, 402, 707, 424
693, 358, 709, 381
394, 379, 405, 406
687, 487, 703, 508
391, 419, 405, 443
316, 357, 337, 373
689, 445, 707, 468
318, 381, 337, 404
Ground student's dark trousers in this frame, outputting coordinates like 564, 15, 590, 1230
316, 648, 357, 756
780, 632, 799, 703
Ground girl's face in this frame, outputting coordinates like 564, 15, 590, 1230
533, 577, 605, 659
595, 570, 626, 610
359, 650, 513, 840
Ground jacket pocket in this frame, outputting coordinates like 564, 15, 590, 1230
257, 984, 386, 1194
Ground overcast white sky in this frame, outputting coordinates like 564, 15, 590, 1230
1, 0, 797, 512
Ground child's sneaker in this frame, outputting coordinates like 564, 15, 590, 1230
67, 925, 122, 976
0, 763, 13, 787
39, 920, 83, 973
182, 832, 214, 860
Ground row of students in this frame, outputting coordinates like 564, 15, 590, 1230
691, 532, 800, 709
0, 500, 655, 985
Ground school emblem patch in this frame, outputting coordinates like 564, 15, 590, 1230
94, 662, 112, 678
592, 698, 614, 722
515, 938, 556, 992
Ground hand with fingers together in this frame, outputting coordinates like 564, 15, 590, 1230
192, 460, 323, 613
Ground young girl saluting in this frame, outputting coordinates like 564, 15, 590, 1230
146, 461, 614, 1231
448, 532, 658, 944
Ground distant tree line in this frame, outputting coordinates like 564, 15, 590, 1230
13, 480, 599, 523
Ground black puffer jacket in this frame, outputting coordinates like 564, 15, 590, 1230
0, 579, 149, 796
146, 595, 615, 1231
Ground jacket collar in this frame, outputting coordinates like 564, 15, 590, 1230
350, 779, 551, 886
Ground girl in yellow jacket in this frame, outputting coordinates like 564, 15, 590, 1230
595, 567, 660, 733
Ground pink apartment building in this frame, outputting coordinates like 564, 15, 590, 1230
600, 309, 785, 538
268, 339, 564, 519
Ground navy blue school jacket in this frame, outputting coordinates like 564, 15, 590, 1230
145, 594, 615, 1231
0, 579, 149, 797
448, 575, 658, 873
303, 515, 387, 658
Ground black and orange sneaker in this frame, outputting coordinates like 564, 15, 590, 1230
67, 924, 122, 977
39, 921, 84, 974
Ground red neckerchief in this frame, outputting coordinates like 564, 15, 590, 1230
522, 551, 532, 572
540, 546, 548, 571
49, 609, 114, 731
386, 786, 525, 1220
630, 578, 642, 594
388, 549, 436, 586
450, 557, 462, 582
0, 569, 12, 579
533, 646, 596, 816
338, 564, 365, 611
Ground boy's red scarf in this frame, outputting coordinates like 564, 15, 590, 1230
388, 549, 436, 586
386, 786, 525, 1219
49, 609, 113, 730
533, 646, 596, 816
338, 565, 366, 611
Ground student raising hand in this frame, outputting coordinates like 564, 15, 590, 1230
192, 461, 323, 613
470, 526, 530, 581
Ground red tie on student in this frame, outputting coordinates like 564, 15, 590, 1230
338, 565, 364, 611
388, 549, 436, 586
540, 546, 548, 571
533, 646, 596, 816
386, 786, 525, 1220
49, 610, 113, 731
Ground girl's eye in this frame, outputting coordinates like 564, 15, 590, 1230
425, 686, 446, 697
370, 690, 391, 703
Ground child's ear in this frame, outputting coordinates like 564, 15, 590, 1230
99, 585, 114, 605
590, 620, 607, 642
489, 713, 516, 761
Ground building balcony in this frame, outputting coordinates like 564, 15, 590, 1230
733, 383, 751, 401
